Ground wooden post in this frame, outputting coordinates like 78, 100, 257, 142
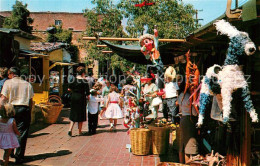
241, 112, 251, 166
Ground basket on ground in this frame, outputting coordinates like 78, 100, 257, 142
148, 125, 170, 155
38, 95, 64, 124
130, 128, 152, 155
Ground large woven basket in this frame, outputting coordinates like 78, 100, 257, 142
148, 125, 170, 155
39, 95, 64, 124
157, 162, 189, 166
130, 128, 152, 155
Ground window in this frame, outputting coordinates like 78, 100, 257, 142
55, 20, 62, 26
68, 28, 74, 31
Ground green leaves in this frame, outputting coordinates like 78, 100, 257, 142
83, 0, 198, 72
3, 0, 33, 33
119, 0, 197, 39
46, 26, 72, 44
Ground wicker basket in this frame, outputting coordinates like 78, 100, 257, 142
130, 128, 152, 155
148, 125, 170, 155
157, 162, 189, 166
39, 95, 64, 124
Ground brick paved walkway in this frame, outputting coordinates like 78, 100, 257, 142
1, 109, 179, 166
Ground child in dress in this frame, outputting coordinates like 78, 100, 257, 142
87, 89, 103, 135
0, 103, 20, 166
105, 86, 123, 131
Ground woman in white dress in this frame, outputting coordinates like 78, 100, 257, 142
105, 86, 123, 131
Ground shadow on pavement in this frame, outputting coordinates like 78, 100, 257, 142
24, 150, 72, 163
56, 108, 70, 124
29, 122, 51, 135
159, 144, 179, 163
28, 132, 50, 138
96, 128, 128, 134
97, 124, 110, 128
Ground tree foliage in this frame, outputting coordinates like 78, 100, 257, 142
3, 0, 33, 33
118, 0, 198, 39
83, 0, 198, 73
46, 26, 78, 62
83, 0, 139, 73
46, 26, 72, 43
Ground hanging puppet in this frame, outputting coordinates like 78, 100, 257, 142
139, 25, 164, 90
197, 19, 258, 127
182, 50, 200, 114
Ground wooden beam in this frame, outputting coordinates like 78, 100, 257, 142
97, 45, 107, 47
83, 37, 186, 42
102, 51, 113, 53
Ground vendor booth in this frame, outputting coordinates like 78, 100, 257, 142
83, 0, 260, 165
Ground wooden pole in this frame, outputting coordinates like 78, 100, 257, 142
82, 36, 186, 42
102, 51, 113, 53
97, 45, 107, 47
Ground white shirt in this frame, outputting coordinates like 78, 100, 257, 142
1, 77, 34, 106
87, 95, 103, 114
164, 82, 179, 98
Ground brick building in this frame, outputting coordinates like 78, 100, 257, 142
0, 11, 98, 76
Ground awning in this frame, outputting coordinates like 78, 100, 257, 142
20, 49, 48, 57
49, 62, 78, 70
100, 40, 185, 65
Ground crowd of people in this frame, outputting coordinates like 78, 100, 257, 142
0, 65, 200, 165
66, 66, 199, 164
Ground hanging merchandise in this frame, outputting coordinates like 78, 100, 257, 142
197, 19, 258, 127
139, 26, 164, 90
182, 50, 200, 114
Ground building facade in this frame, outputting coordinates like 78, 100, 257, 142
0, 11, 98, 77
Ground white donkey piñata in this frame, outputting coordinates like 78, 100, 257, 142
197, 19, 258, 127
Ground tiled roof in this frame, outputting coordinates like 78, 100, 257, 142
30, 42, 68, 52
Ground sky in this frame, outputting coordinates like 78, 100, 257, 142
0, 0, 248, 26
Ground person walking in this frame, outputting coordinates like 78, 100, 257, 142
0, 103, 20, 166
176, 92, 198, 164
68, 66, 90, 136
0, 67, 34, 164
162, 74, 179, 123
0, 67, 8, 94
99, 80, 110, 119
87, 89, 103, 135
105, 86, 123, 131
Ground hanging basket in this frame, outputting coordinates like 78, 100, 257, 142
130, 128, 152, 156
39, 95, 64, 124
148, 125, 170, 155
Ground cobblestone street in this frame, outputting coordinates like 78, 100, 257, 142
0, 109, 178, 166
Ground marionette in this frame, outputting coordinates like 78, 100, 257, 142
139, 26, 164, 90
197, 19, 258, 126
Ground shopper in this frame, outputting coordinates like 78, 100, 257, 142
105, 86, 123, 131
87, 89, 103, 135
176, 92, 198, 164
0, 67, 8, 94
68, 66, 90, 136
1, 67, 34, 164
162, 75, 179, 122
0, 103, 20, 166
99, 80, 110, 119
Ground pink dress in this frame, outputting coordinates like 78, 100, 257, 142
0, 118, 20, 149
105, 92, 123, 119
